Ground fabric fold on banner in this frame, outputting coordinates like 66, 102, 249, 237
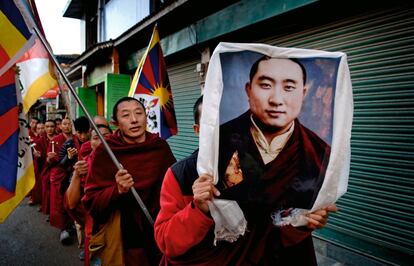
129, 25, 177, 139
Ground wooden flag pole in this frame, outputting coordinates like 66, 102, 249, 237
32, 26, 154, 225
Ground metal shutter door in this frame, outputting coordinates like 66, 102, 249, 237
167, 58, 201, 160
265, 7, 414, 265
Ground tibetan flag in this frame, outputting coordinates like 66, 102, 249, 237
0, 67, 35, 223
129, 24, 177, 139
0, 0, 36, 223
0, 0, 35, 77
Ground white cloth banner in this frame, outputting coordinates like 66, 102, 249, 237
197, 42, 353, 242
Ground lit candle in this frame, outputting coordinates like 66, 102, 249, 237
51, 141, 55, 153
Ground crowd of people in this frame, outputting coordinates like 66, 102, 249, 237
27, 92, 336, 265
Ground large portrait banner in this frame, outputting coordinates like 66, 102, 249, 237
197, 42, 353, 240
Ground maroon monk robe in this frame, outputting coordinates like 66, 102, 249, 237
63, 140, 93, 226
28, 128, 37, 140
63, 140, 95, 266
49, 133, 72, 230
83, 131, 176, 266
31, 134, 46, 205
37, 134, 54, 214
79, 141, 92, 160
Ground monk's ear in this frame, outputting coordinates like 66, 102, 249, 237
245, 82, 251, 97
193, 123, 200, 136
303, 85, 309, 97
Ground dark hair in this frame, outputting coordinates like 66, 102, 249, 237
94, 124, 113, 134
193, 95, 203, 125
45, 119, 56, 125
54, 117, 62, 122
74, 116, 90, 133
249, 56, 307, 85
31, 117, 40, 122
112, 97, 145, 122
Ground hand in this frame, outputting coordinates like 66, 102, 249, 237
33, 149, 41, 158
192, 174, 220, 213
115, 169, 134, 194
305, 204, 338, 230
67, 147, 78, 159
73, 160, 88, 176
47, 152, 57, 162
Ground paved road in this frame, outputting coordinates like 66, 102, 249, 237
0, 197, 343, 266
0, 198, 82, 266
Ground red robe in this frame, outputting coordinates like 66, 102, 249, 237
28, 128, 37, 140
31, 134, 46, 205
38, 135, 55, 214
83, 131, 176, 266
155, 167, 314, 266
64, 143, 94, 266
79, 141, 92, 159
30, 134, 53, 206
63, 140, 93, 227
48, 133, 72, 230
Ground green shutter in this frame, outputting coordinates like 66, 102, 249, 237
264, 7, 414, 265
76, 87, 97, 117
166, 59, 201, 160
104, 73, 131, 122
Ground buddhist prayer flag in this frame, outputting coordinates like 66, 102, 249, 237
129, 24, 177, 139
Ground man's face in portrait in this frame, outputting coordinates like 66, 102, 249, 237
246, 58, 307, 135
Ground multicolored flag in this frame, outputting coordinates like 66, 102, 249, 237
0, 0, 35, 77
0, 0, 37, 223
129, 24, 177, 139
0, 68, 36, 223
18, 36, 58, 113
17, 0, 58, 113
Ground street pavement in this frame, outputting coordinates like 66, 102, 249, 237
0, 197, 343, 266
0, 198, 82, 266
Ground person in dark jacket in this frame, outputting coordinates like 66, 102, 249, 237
155, 89, 336, 265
